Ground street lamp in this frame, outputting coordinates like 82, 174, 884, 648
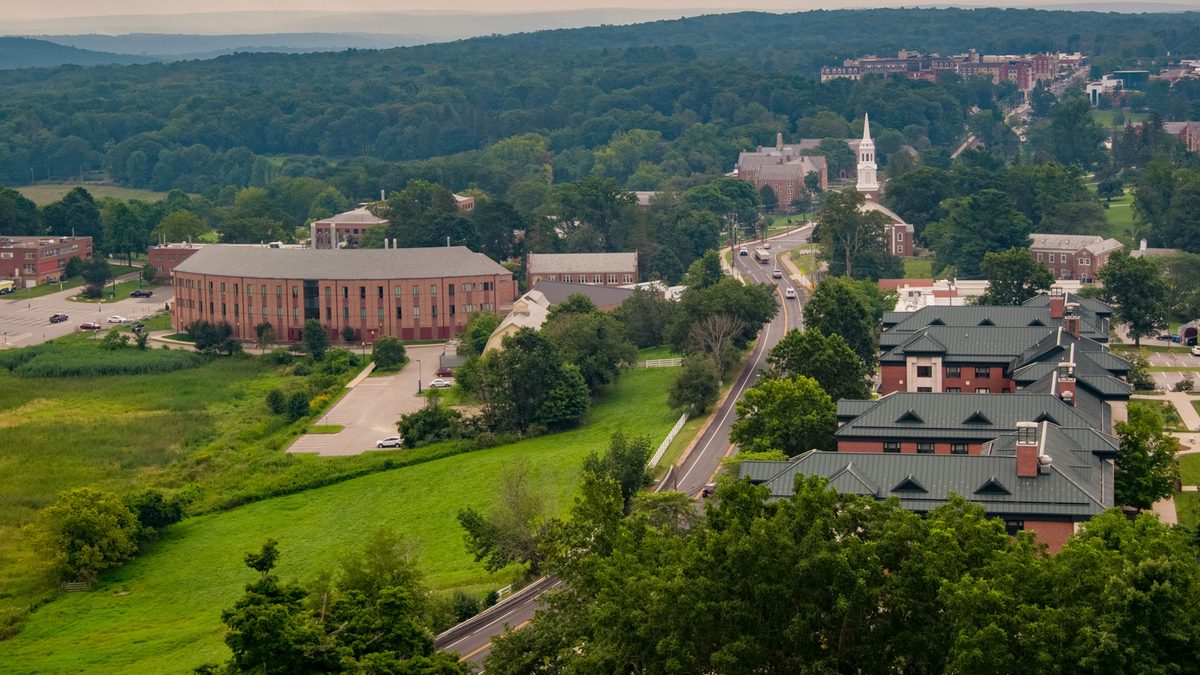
415, 359, 422, 394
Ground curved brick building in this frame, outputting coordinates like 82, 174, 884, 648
171, 245, 515, 342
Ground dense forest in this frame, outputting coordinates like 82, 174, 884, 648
3, 8, 1200, 201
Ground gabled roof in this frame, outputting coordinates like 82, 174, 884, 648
1023, 292, 1113, 317
882, 326, 1057, 363
529, 281, 633, 310
881, 303, 1109, 344
527, 252, 638, 274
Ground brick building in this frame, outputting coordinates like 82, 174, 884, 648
1030, 234, 1123, 282
734, 133, 830, 208
148, 242, 206, 282
1163, 122, 1200, 152
309, 207, 388, 249
171, 245, 515, 342
0, 235, 93, 287
526, 252, 638, 286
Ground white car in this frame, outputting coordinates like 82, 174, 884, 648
376, 436, 403, 448
784, 287, 797, 299
429, 378, 453, 389
106, 315, 129, 324
772, 269, 783, 279
1191, 345, 1200, 357
762, 242, 772, 249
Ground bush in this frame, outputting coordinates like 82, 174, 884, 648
267, 347, 294, 365
452, 590, 482, 623
27, 487, 139, 583
266, 388, 287, 415
341, 325, 357, 343
372, 336, 407, 369
398, 398, 466, 448
292, 362, 311, 376
123, 489, 189, 545
285, 391, 311, 422
669, 355, 720, 414
101, 328, 130, 350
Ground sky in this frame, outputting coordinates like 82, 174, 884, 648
0, 0, 1142, 21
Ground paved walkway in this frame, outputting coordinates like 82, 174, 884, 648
1133, 392, 1200, 432
287, 344, 445, 457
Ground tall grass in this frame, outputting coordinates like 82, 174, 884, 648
0, 342, 203, 377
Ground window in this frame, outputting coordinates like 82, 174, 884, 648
916, 365, 932, 378
974, 367, 990, 379
360, 307, 366, 320
951, 443, 968, 455
277, 307, 282, 319
884, 441, 901, 453
221, 303, 226, 316
462, 283, 475, 292
917, 442, 934, 454
946, 366, 961, 378
377, 307, 383, 322
412, 285, 419, 297
483, 282, 493, 291
607, 274, 617, 284
276, 285, 282, 296
593, 274, 602, 284
431, 305, 438, 318
917, 386, 933, 392
562, 275, 571, 283
431, 285, 437, 297
481, 303, 494, 311
896, 245, 902, 254
395, 307, 402, 319
1060, 253, 1067, 263
1004, 519, 1024, 536
291, 287, 298, 300
326, 307, 331, 320
975, 387, 991, 394
412, 307, 420, 319
343, 287, 349, 300
624, 274, 634, 283
897, 232, 903, 241
233, 284, 238, 294
359, 286, 366, 300
293, 307, 299, 320
395, 286, 403, 298
946, 387, 961, 393
325, 286, 331, 299
448, 284, 455, 296
1036, 252, 1044, 262
262, 307, 267, 318
1080, 258, 1091, 267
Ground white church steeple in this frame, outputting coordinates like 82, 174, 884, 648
856, 113, 879, 199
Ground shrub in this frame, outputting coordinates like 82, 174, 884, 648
27, 487, 139, 583
123, 489, 189, 545
101, 328, 130, 350
266, 389, 287, 415
372, 336, 407, 369
285, 391, 311, 422
452, 590, 482, 623
292, 363, 311, 376
341, 325, 357, 343
398, 397, 466, 448
267, 347, 294, 365
303, 319, 328, 360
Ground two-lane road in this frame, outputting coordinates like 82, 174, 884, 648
437, 227, 814, 665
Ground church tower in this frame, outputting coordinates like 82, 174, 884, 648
856, 112, 879, 200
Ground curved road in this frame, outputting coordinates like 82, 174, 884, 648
437, 227, 814, 666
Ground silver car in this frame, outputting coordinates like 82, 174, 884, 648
376, 436, 403, 448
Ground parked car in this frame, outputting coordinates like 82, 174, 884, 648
106, 315, 128, 324
738, 248, 749, 256
772, 269, 783, 279
130, 289, 153, 298
429, 378, 452, 389
434, 366, 453, 377
78, 321, 101, 330
1157, 334, 1174, 341
376, 436, 404, 448
784, 287, 797, 299
1192, 345, 1200, 357
131, 323, 146, 334
49, 313, 69, 324
763, 242, 772, 249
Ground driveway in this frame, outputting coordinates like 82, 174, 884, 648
0, 274, 171, 348
287, 344, 446, 457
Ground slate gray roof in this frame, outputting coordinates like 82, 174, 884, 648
881, 304, 1107, 345
527, 252, 638, 274
173, 245, 510, 280
881, 326, 1058, 363
1030, 233, 1122, 254
312, 207, 387, 225
1023, 292, 1113, 317
530, 280, 634, 309
740, 438, 1111, 519
835, 392, 1102, 444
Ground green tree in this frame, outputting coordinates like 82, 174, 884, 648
1115, 404, 1181, 510
759, 184, 778, 212
882, 166, 955, 235
397, 394, 465, 448
64, 255, 83, 278
140, 263, 155, 284
582, 432, 653, 515
976, 247, 1054, 305
266, 388, 287, 415
80, 257, 113, 298
42, 187, 101, 243
477, 328, 589, 431
101, 328, 130, 350
545, 293, 597, 320
542, 309, 636, 394
1029, 81, 1055, 118
285, 391, 310, 422
817, 189, 898, 280
371, 335, 407, 369
457, 462, 552, 578
613, 287, 677, 348
469, 198, 521, 261
766, 328, 870, 401
668, 354, 720, 415
461, 311, 502, 357
0, 187, 42, 236
152, 210, 208, 242
536, 363, 591, 430
730, 376, 836, 456
302, 319, 328, 360
802, 276, 879, 370
27, 487, 139, 582
254, 322, 275, 350
100, 200, 148, 266
666, 277, 777, 353
1098, 251, 1169, 346
123, 489, 186, 544
1045, 94, 1107, 170
924, 189, 1031, 278
682, 249, 723, 289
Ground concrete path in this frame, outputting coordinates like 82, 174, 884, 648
287, 344, 445, 457
1132, 392, 1200, 432
1151, 497, 1179, 525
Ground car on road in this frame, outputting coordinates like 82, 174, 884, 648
784, 287, 797, 299
131, 323, 147, 333
738, 248, 748, 256
762, 242, 771, 249
78, 321, 101, 330
429, 378, 452, 388
434, 366, 453, 377
1192, 345, 1200, 357
376, 436, 404, 448
1157, 334, 1174, 341
772, 269, 783, 279
49, 313, 69, 324
130, 289, 154, 298
106, 315, 129, 323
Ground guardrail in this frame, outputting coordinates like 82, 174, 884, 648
649, 413, 688, 468
640, 357, 683, 368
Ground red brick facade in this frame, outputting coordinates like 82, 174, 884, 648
0, 236, 93, 286
148, 243, 203, 282
1023, 520, 1076, 553
879, 362, 1016, 395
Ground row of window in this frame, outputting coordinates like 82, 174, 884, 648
538, 273, 634, 284
883, 442, 969, 454
178, 279, 495, 298
1035, 252, 1092, 266
915, 365, 992, 378
191, 302, 492, 321
917, 387, 991, 393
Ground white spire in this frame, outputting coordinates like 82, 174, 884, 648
856, 112, 879, 197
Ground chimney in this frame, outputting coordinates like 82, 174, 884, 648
1049, 288, 1065, 319
1056, 361, 1076, 405
1016, 421, 1040, 477
776, 132, 783, 151
380, 189, 386, 201
1064, 302, 1081, 337
1140, 239, 1148, 251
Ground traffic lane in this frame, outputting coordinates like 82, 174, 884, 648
438, 578, 562, 665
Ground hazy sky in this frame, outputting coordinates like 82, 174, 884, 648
0, 0, 1118, 21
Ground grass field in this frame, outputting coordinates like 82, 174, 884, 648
1129, 399, 1186, 432
903, 258, 933, 279
1100, 193, 1136, 242
1175, 492, 1199, 529
16, 184, 172, 206
0, 367, 681, 672
1179, 455, 1200, 486
1090, 109, 1149, 129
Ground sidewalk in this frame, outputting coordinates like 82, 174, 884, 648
1132, 392, 1200, 431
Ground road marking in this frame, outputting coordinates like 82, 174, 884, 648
458, 620, 530, 662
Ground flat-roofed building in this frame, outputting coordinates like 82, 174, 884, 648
171, 245, 515, 342
0, 235, 93, 286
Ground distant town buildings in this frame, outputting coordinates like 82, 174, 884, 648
0, 235, 92, 287
820, 49, 1072, 92
526, 252, 639, 287
1029, 234, 1123, 283
171, 245, 515, 342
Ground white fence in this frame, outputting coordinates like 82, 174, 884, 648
640, 357, 683, 368
649, 413, 689, 468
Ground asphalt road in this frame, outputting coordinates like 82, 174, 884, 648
0, 275, 171, 348
436, 227, 815, 667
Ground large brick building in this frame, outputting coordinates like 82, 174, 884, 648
734, 133, 829, 208
0, 235, 93, 287
171, 245, 516, 342
1030, 234, 1123, 282
526, 252, 638, 287
148, 242, 206, 283
310, 207, 388, 250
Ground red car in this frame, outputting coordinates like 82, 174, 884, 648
79, 321, 101, 330
434, 367, 453, 378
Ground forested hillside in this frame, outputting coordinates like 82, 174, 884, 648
0, 37, 154, 70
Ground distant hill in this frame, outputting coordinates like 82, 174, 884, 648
0, 37, 155, 69
37, 33, 430, 61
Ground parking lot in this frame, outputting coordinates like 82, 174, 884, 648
0, 277, 172, 349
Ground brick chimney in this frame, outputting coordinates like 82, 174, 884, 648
776, 132, 784, 151
1049, 288, 1065, 319
1016, 421, 1040, 477
1064, 302, 1081, 337
1056, 361, 1076, 406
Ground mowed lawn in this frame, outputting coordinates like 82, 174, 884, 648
1, 367, 681, 673
16, 184, 172, 206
